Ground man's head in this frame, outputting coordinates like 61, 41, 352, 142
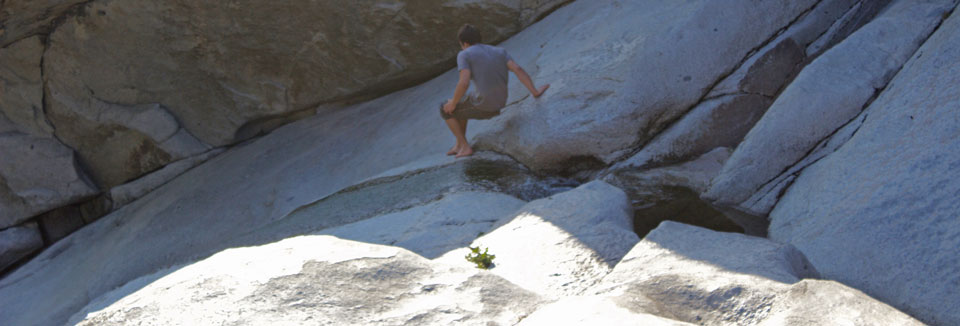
458, 24, 481, 49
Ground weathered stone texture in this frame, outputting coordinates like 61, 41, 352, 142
770, 7, 960, 325
705, 0, 957, 208
596, 222, 920, 326
68, 236, 546, 326
1, 37, 98, 228
615, 95, 771, 170
438, 181, 639, 298
43, 0, 564, 147
0, 0, 88, 47
474, 0, 819, 171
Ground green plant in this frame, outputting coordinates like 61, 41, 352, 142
465, 246, 496, 269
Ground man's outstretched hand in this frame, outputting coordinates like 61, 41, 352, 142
533, 84, 550, 98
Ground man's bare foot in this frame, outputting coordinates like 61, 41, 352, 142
533, 84, 551, 98
455, 146, 474, 158
447, 145, 460, 156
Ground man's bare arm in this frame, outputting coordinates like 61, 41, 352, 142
507, 60, 549, 98
444, 69, 472, 114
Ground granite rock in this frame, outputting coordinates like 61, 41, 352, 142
770, 7, 960, 324
0, 222, 43, 272
705, 0, 957, 207
474, 0, 818, 171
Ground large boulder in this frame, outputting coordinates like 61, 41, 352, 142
769, 8, 960, 325
593, 222, 920, 326
613, 95, 771, 170
0, 132, 98, 229
804, 0, 893, 58
615, 0, 866, 172
614, 0, 893, 173
438, 181, 639, 298
40, 0, 567, 187
704, 0, 957, 209
67, 236, 545, 325
1, 37, 98, 228
474, 0, 818, 172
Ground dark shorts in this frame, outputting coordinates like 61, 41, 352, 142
439, 96, 500, 120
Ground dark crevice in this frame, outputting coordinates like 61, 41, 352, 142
805, 0, 864, 52
0, 248, 42, 281
552, 155, 606, 180
632, 186, 749, 239
701, 91, 775, 103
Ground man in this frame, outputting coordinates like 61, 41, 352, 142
441, 24, 549, 158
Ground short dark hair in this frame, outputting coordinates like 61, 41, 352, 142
458, 24, 481, 45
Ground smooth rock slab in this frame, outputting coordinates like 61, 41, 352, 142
68, 236, 544, 326
805, 0, 894, 57
108, 148, 224, 210
317, 191, 526, 259
0, 63, 466, 326
474, 0, 818, 171
705, 0, 957, 207
518, 295, 695, 326
615, 95, 771, 170
595, 222, 920, 325
438, 181, 639, 298
770, 8, 960, 325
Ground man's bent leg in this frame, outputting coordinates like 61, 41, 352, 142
455, 118, 472, 157
444, 117, 469, 155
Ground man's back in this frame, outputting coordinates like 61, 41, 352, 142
457, 44, 512, 111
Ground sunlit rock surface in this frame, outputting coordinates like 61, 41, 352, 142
770, 8, 960, 325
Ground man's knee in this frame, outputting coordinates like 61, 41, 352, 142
439, 102, 455, 120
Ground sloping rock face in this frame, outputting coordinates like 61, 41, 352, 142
43, 0, 566, 151
704, 0, 958, 211
1, 0, 952, 325
315, 191, 527, 259
591, 222, 920, 326
474, 0, 818, 171
64, 199, 919, 325
769, 9, 960, 325
0, 0, 567, 273
613, 0, 893, 172
68, 236, 546, 326
438, 181, 639, 298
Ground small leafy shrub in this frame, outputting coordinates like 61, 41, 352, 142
465, 246, 496, 269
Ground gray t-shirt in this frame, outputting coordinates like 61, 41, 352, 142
457, 44, 513, 111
